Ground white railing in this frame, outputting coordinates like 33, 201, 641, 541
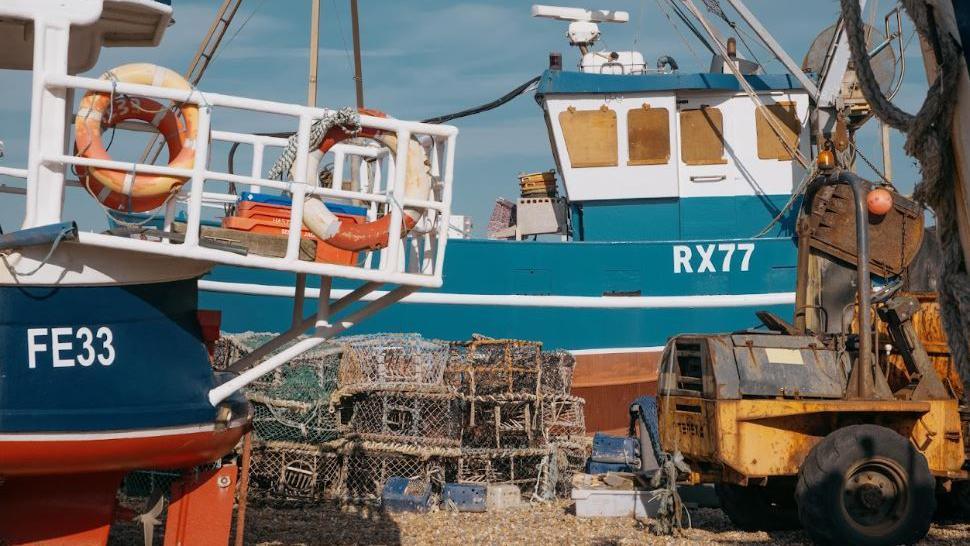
29, 73, 457, 289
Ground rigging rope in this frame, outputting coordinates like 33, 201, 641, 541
266, 107, 362, 181
421, 76, 540, 125
840, 0, 970, 384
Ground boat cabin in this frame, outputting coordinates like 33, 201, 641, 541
527, 4, 811, 244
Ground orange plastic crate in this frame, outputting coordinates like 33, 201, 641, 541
221, 215, 362, 265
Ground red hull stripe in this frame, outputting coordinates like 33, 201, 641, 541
0, 419, 249, 476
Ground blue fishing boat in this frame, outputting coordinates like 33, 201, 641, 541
0, 0, 459, 542
201, 5, 816, 431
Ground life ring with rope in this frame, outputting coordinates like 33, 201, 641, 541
298, 108, 433, 252
74, 63, 198, 213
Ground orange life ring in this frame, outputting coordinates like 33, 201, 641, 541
76, 96, 187, 212
74, 63, 198, 213
300, 108, 432, 252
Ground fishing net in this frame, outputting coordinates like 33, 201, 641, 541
341, 390, 463, 447
340, 445, 446, 503
445, 338, 544, 396
337, 333, 449, 391
248, 441, 342, 501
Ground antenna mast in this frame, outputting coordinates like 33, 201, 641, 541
351, 0, 364, 108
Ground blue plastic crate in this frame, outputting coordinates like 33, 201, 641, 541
381, 477, 432, 513
442, 483, 487, 512
240, 192, 367, 217
586, 460, 637, 474
590, 433, 640, 465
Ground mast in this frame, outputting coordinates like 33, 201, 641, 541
351, 0, 364, 108
308, 0, 320, 107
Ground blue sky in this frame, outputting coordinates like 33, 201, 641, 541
0, 0, 929, 234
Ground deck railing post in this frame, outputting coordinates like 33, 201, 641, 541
385, 129, 410, 272
285, 114, 312, 261
183, 103, 213, 248
249, 141, 264, 193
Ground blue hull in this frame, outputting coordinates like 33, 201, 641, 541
202, 234, 798, 350
0, 279, 220, 432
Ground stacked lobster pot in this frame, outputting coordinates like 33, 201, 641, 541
446, 339, 588, 498
199, 333, 589, 505
330, 335, 458, 502
213, 333, 345, 501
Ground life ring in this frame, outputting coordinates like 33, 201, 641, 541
75, 63, 198, 212
300, 109, 433, 252
76, 96, 187, 212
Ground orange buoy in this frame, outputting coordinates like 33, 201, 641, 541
74, 63, 198, 212
867, 187, 894, 216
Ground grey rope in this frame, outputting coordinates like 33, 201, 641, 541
266, 107, 361, 181
5, 224, 75, 276
840, 0, 970, 385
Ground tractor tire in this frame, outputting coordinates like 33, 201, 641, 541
714, 480, 800, 531
795, 424, 936, 545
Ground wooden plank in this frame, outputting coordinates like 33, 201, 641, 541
627, 104, 670, 166
679, 107, 728, 165
755, 101, 800, 160
173, 222, 317, 261
558, 106, 618, 168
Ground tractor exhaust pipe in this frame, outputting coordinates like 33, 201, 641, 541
801, 170, 876, 399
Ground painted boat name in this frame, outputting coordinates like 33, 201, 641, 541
673, 242, 755, 273
26, 327, 116, 368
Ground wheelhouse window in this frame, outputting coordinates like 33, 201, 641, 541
755, 101, 801, 160
627, 104, 670, 166
679, 106, 727, 166
559, 105, 618, 168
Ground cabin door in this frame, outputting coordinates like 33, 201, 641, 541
674, 94, 738, 238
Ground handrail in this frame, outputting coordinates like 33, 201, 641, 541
20, 68, 457, 288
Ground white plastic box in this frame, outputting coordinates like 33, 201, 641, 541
571, 488, 661, 518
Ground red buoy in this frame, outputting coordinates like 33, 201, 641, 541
867, 187, 894, 216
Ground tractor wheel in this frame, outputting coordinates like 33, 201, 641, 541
714, 480, 800, 531
795, 424, 936, 545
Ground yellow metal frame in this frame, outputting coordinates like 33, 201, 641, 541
660, 396, 967, 485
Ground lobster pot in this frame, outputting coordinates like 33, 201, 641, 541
342, 390, 463, 447
541, 395, 587, 440
339, 334, 449, 389
456, 448, 551, 496
463, 396, 541, 449
248, 442, 342, 501
550, 443, 591, 497
251, 395, 339, 443
446, 339, 544, 397
340, 447, 446, 503
539, 350, 576, 395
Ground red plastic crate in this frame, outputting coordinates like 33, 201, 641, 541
221, 215, 362, 265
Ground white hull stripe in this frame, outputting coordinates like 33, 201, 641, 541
0, 418, 248, 442
199, 280, 796, 310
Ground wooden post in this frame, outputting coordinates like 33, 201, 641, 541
308, 0, 321, 108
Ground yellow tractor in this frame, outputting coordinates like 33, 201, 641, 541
658, 166, 968, 545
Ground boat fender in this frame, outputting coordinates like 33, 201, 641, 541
299, 109, 433, 252
74, 63, 198, 212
